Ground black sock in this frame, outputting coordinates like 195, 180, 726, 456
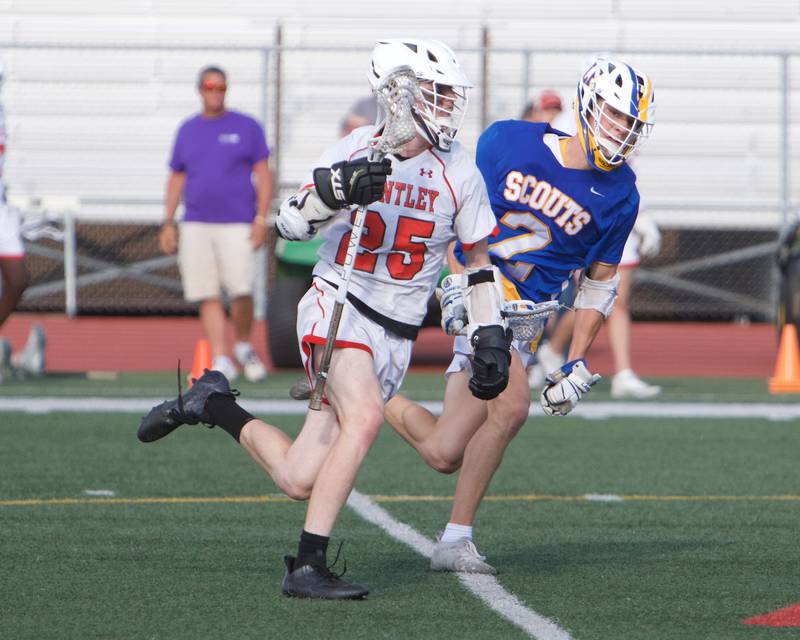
296, 530, 330, 567
205, 393, 255, 442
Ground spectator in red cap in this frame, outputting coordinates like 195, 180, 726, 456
520, 89, 563, 124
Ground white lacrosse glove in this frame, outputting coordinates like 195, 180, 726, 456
633, 214, 661, 258
540, 358, 601, 416
436, 274, 468, 336
276, 191, 340, 242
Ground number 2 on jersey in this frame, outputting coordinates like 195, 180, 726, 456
491, 210, 551, 281
335, 210, 435, 280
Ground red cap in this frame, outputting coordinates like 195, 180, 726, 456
537, 89, 562, 110
536, 89, 562, 109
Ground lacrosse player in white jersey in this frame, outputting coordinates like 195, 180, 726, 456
0, 63, 46, 382
138, 38, 512, 600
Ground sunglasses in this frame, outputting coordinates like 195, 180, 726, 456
201, 81, 227, 93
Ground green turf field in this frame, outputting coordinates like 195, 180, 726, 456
1, 374, 799, 639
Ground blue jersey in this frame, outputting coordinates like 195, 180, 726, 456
455, 120, 639, 302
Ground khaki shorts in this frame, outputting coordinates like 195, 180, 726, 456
177, 222, 254, 302
297, 278, 413, 402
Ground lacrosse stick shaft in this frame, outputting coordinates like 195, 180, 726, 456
308, 198, 373, 410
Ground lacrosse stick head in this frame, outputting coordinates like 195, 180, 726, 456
368, 39, 471, 152
369, 65, 422, 157
502, 300, 560, 342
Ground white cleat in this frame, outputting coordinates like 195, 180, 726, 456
211, 355, 239, 382
526, 364, 545, 389
610, 368, 661, 399
430, 536, 497, 575
10, 324, 46, 376
536, 341, 566, 376
234, 344, 267, 382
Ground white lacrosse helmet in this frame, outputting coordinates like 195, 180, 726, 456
575, 55, 655, 172
368, 38, 472, 152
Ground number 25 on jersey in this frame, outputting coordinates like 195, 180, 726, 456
335, 210, 435, 281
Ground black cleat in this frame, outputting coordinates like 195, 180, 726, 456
288, 376, 312, 401
137, 369, 237, 443
281, 551, 369, 600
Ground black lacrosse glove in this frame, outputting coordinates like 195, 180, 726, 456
468, 325, 513, 400
313, 158, 392, 209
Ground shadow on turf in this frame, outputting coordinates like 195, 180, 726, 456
493, 539, 714, 575
352, 552, 435, 593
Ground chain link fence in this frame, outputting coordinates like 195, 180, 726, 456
5, 41, 797, 323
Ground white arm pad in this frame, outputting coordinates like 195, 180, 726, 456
437, 274, 467, 336
275, 190, 340, 242
573, 272, 620, 318
462, 265, 505, 337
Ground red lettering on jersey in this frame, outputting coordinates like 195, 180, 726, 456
416, 187, 428, 211
382, 180, 395, 204
426, 190, 440, 213
403, 185, 417, 209
393, 182, 407, 206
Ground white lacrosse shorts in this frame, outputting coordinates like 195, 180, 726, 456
0, 204, 24, 258
445, 334, 537, 378
297, 278, 413, 402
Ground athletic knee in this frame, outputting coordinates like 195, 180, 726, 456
342, 405, 384, 451
488, 404, 528, 441
277, 474, 313, 501
507, 403, 529, 431
496, 402, 530, 437
428, 455, 461, 474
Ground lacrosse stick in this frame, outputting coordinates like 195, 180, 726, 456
501, 300, 561, 342
309, 66, 421, 410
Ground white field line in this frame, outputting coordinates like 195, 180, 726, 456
1, 397, 800, 421
346, 490, 573, 640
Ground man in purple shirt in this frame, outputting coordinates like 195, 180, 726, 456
160, 65, 272, 382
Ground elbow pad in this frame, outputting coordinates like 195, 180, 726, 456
573, 272, 620, 318
462, 265, 505, 337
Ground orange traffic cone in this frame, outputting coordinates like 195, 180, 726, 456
188, 339, 212, 388
769, 324, 800, 393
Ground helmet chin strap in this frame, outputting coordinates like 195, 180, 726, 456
411, 109, 442, 151
575, 100, 616, 172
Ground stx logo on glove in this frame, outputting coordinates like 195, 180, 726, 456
330, 167, 345, 202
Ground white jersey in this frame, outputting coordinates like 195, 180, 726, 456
0, 103, 5, 168
0, 203, 23, 257
307, 127, 496, 328
0, 103, 6, 200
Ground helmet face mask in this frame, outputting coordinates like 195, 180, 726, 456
575, 56, 655, 171
369, 39, 472, 151
415, 80, 468, 152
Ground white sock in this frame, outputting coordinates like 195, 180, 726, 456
233, 342, 253, 361
441, 522, 473, 543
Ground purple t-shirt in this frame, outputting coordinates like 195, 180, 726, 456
169, 110, 270, 223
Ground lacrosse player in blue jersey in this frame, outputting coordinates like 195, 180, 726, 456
385, 56, 656, 573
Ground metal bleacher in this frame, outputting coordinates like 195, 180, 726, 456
1, 1, 799, 225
